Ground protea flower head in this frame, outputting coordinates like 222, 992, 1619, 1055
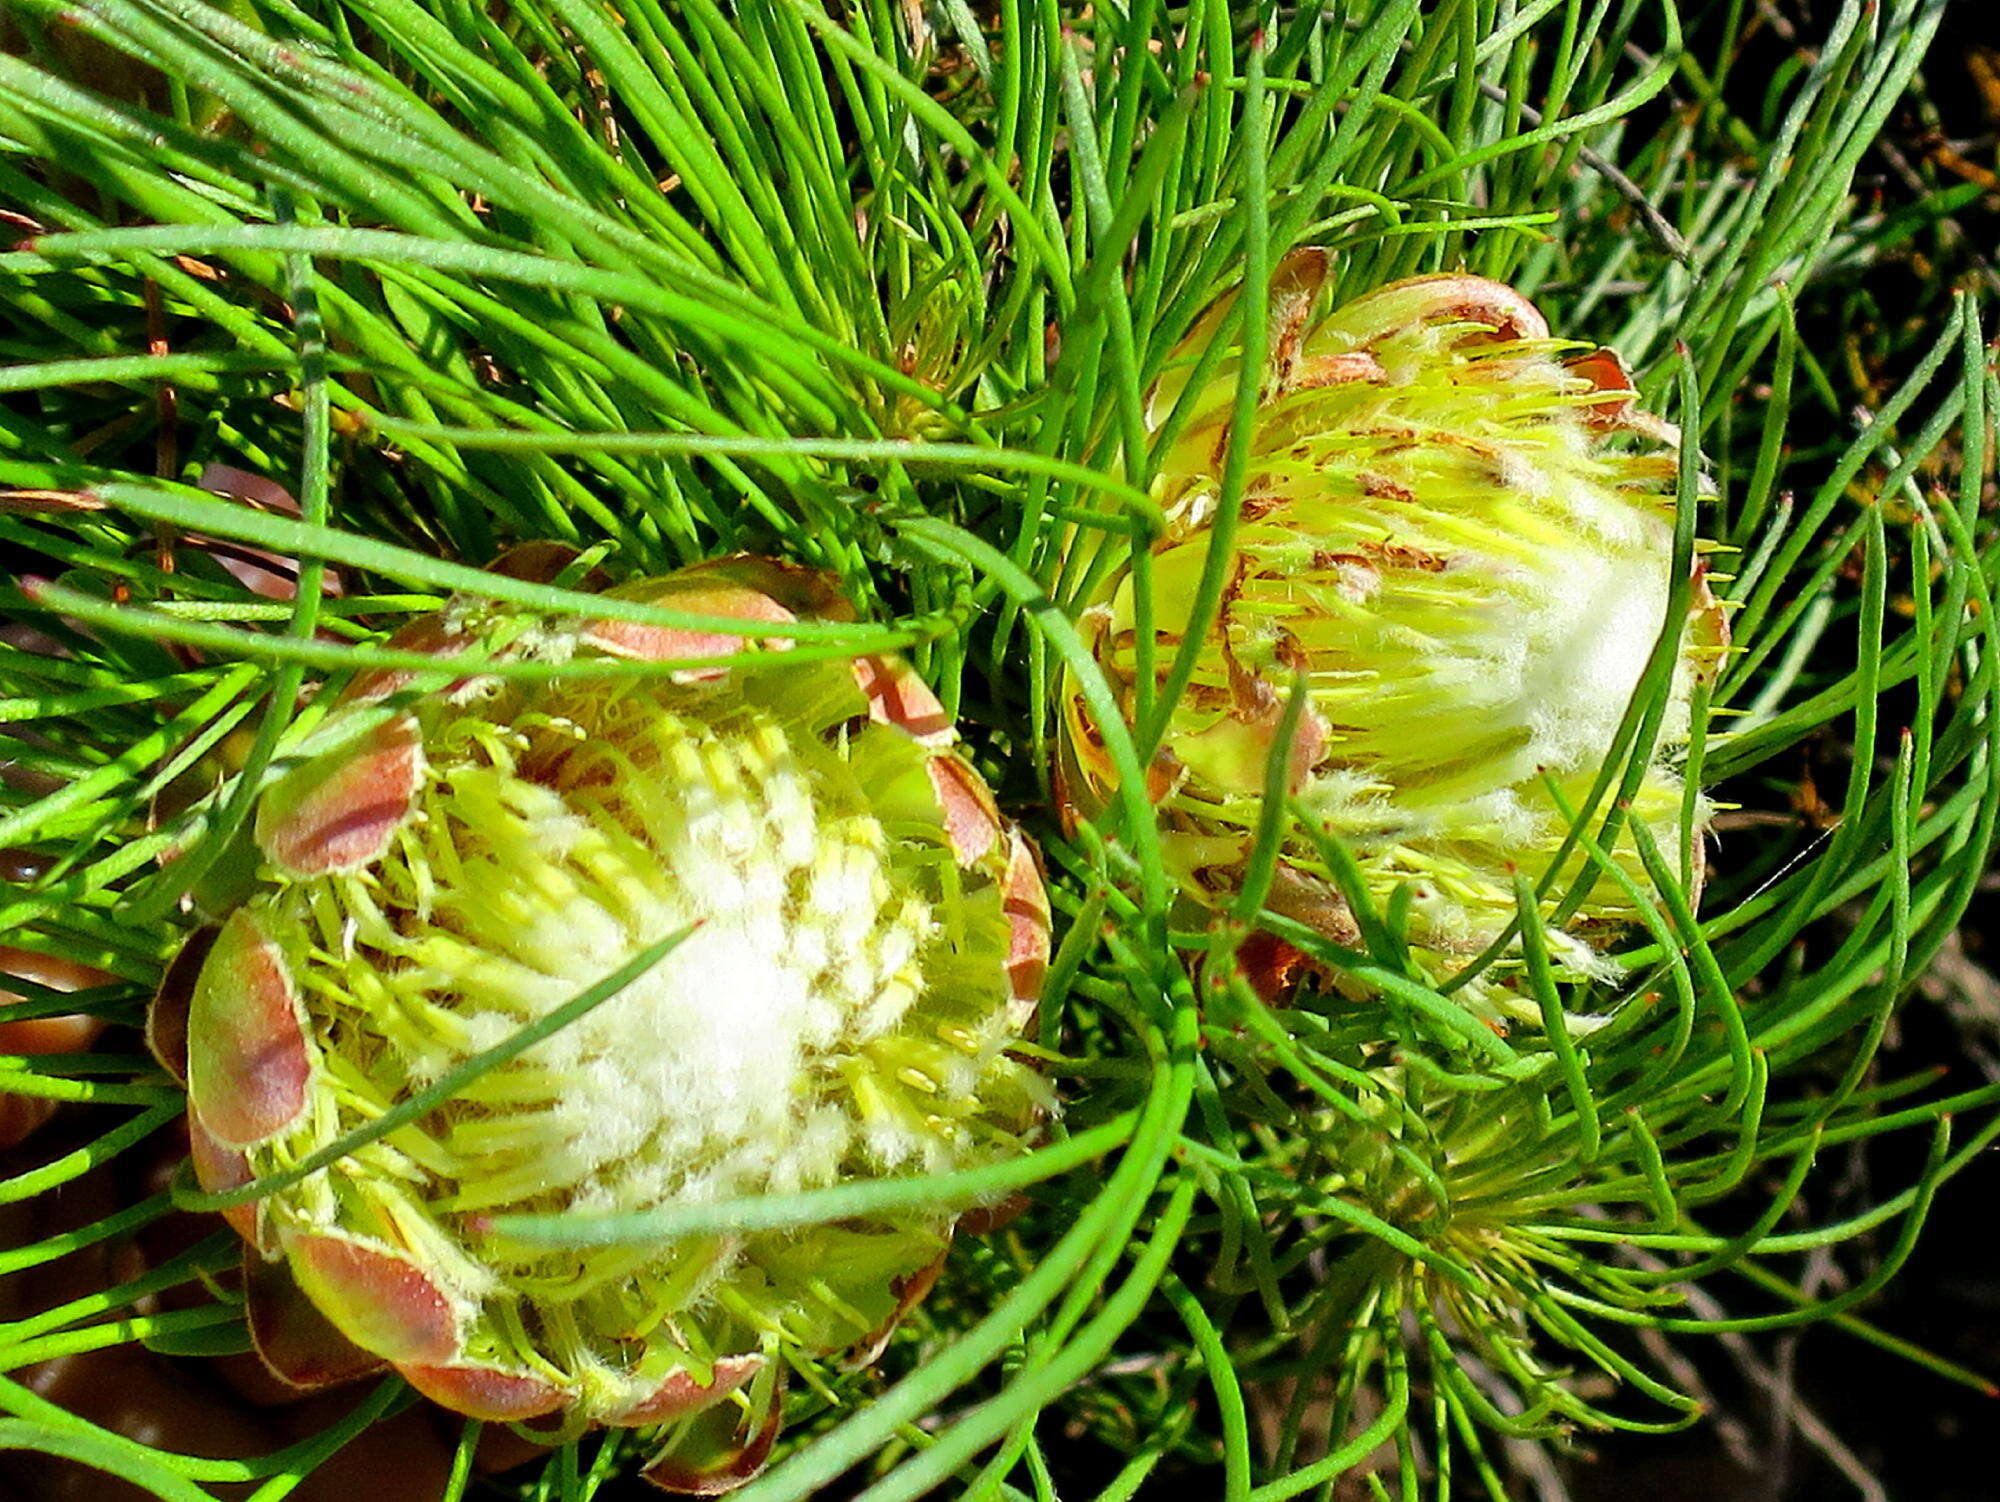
1060, 251, 1727, 1023
148, 551, 1051, 1492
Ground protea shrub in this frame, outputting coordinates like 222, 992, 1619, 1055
147, 552, 1051, 1492
1059, 251, 1729, 1024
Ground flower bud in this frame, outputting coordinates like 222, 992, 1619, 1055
1061, 254, 1726, 1021
152, 553, 1050, 1491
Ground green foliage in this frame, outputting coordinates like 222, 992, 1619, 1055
1, 0, 1993, 1498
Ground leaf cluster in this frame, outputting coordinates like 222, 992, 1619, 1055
0, 1, 1994, 1498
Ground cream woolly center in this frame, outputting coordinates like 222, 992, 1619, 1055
1515, 541, 1671, 771
1432, 529, 1672, 786
402, 706, 936, 1216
